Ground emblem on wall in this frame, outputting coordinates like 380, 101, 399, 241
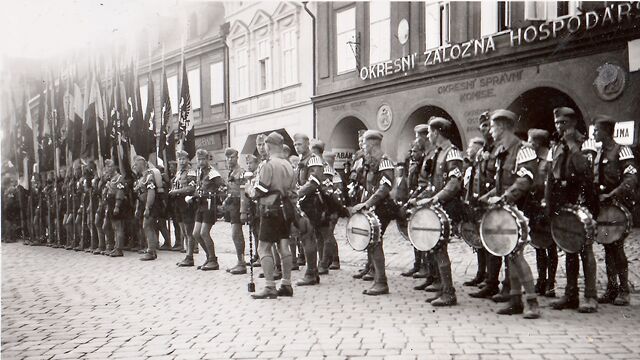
593, 63, 626, 101
397, 19, 409, 45
377, 104, 393, 131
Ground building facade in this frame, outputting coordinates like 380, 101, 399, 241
225, 1, 315, 156
313, 1, 640, 166
138, 1, 229, 168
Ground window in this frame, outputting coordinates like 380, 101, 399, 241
481, 1, 510, 36
168, 75, 178, 115
187, 68, 201, 110
369, 2, 390, 65
210, 62, 224, 105
336, 7, 357, 74
140, 83, 148, 112
425, 1, 449, 50
525, 1, 580, 20
257, 39, 271, 91
236, 48, 248, 99
281, 29, 297, 86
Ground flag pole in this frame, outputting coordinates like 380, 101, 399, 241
93, 58, 104, 178
50, 70, 63, 245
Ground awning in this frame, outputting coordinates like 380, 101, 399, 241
241, 128, 295, 156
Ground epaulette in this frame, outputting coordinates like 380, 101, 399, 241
208, 167, 221, 179
307, 155, 323, 168
187, 169, 197, 177
582, 138, 597, 153
516, 145, 537, 166
378, 157, 394, 171
445, 147, 463, 162
619, 145, 635, 161
323, 164, 333, 176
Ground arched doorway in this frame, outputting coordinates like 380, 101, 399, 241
399, 106, 462, 159
507, 87, 585, 140
329, 116, 367, 170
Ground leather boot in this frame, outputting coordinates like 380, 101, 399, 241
578, 297, 598, 313
296, 272, 319, 286
401, 263, 420, 277
227, 264, 247, 275
201, 257, 220, 271
362, 269, 375, 282
523, 298, 541, 319
492, 284, 511, 303
469, 285, 499, 298
425, 280, 442, 292
412, 265, 428, 279
329, 259, 340, 270
352, 266, 369, 279
177, 255, 194, 267
414, 276, 435, 291
318, 266, 329, 275
277, 285, 293, 297
363, 282, 390, 296
551, 295, 579, 310
597, 284, 619, 304
109, 249, 124, 257
431, 292, 457, 307
251, 286, 278, 299
497, 295, 524, 315
463, 273, 485, 287
544, 280, 556, 298
139, 251, 157, 261
614, 292, 630, 306
614, 272, 630, 306
534, 278, 547, 295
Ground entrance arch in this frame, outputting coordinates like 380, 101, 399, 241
398, 105, 462, 159
507, 87, 586, 139
329, 116, 368, 170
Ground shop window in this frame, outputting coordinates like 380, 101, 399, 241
235, 48, 248, 99
187, 68, 201, 110
336, 6, 357, 74
369, 2, 390, 65
210, 62, 224, 106
281, 29, 297, 86
168, 74, 178, 115
425, 1, 449, 50
257, 39, 271, 91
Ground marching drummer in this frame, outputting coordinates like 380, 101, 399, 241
479, 110, 541, 319
592, 115, 637, 306
546, 107, 599, 313
350, 130, 395, 296
409, 117, 463, 306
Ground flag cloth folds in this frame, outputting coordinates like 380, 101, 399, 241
38, 80, 54, 172
142, 74, 156, 161
72, 81, 84, 160
82, 72, 98, 159
158, 69, 175, 162
178, 61, 195, 159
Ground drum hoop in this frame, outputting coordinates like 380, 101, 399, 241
480, 204, 527, 257
408, 203, 451, 252
346, 210, 381, 252
596, 200, 632, 243
460, 205, 483, 249
551, 205, 596, 253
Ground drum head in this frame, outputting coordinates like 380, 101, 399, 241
346, 213, 372, 251
551, 209, 586, 253
480, 207, 519, 257
460, 221, 482, 249
408, 207, 443, 252
596, 203, 631, 244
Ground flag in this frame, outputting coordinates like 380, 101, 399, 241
38, 79, 54, 172
72, 79, 84, 160
178, 61, 195, 159
17, 90, 33, 189
82, 72, 98, 159
54, 76, 67, 166
94, 73, 107, 166
62, 74, 73, 165
129, 65, 149, 159
158, 69, 175, 160
142, 74, 156, 160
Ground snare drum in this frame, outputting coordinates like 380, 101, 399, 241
346, 210, 381, 251
480, 205, 529, 257
459, 205, 483, 249
529, 213, 554, 250
407, 203, 451, 252
550, 205, 596, 253
596, 201, 632, 244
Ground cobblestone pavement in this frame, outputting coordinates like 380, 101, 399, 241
2, 222, 640, 360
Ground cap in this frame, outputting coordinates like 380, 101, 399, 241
478, 111, 491, 125
593, 114, 616, 126
490, 109, 517, 126
224, 148, 238, 157
527, 129, 550, 143
245, 154, 258, 163
265, 132, 284, 146
468, 137, 485, 146
310, 139, 325, 153
414, 124, 429, 135
134, 155, 146, 162
427, 116, 452, 133
323, 151, 336, 161
196, 149, 209, 158
176, 149, 189, 159
293, 133, 309, 142
362, 129, 383, 141
554, 107, 576, 121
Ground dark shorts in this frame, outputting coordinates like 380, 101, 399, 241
175, 197, 195, 224
148, 200, 164, 219
258, 210, 290, 243
195, 199, 217, 224
225, 197, 241, 224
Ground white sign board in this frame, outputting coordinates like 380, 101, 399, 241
630, 39, 640, 72
333, 148, 355, 170
588, 120, 635, 146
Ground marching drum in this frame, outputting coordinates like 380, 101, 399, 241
529, 213, 554, 249
550, 205, 596, 253
407, 203, 451, 252
459, 206, 483, 249
596, 201, 632, 244
346, 210, 381, 251
480, 205, 529, 256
